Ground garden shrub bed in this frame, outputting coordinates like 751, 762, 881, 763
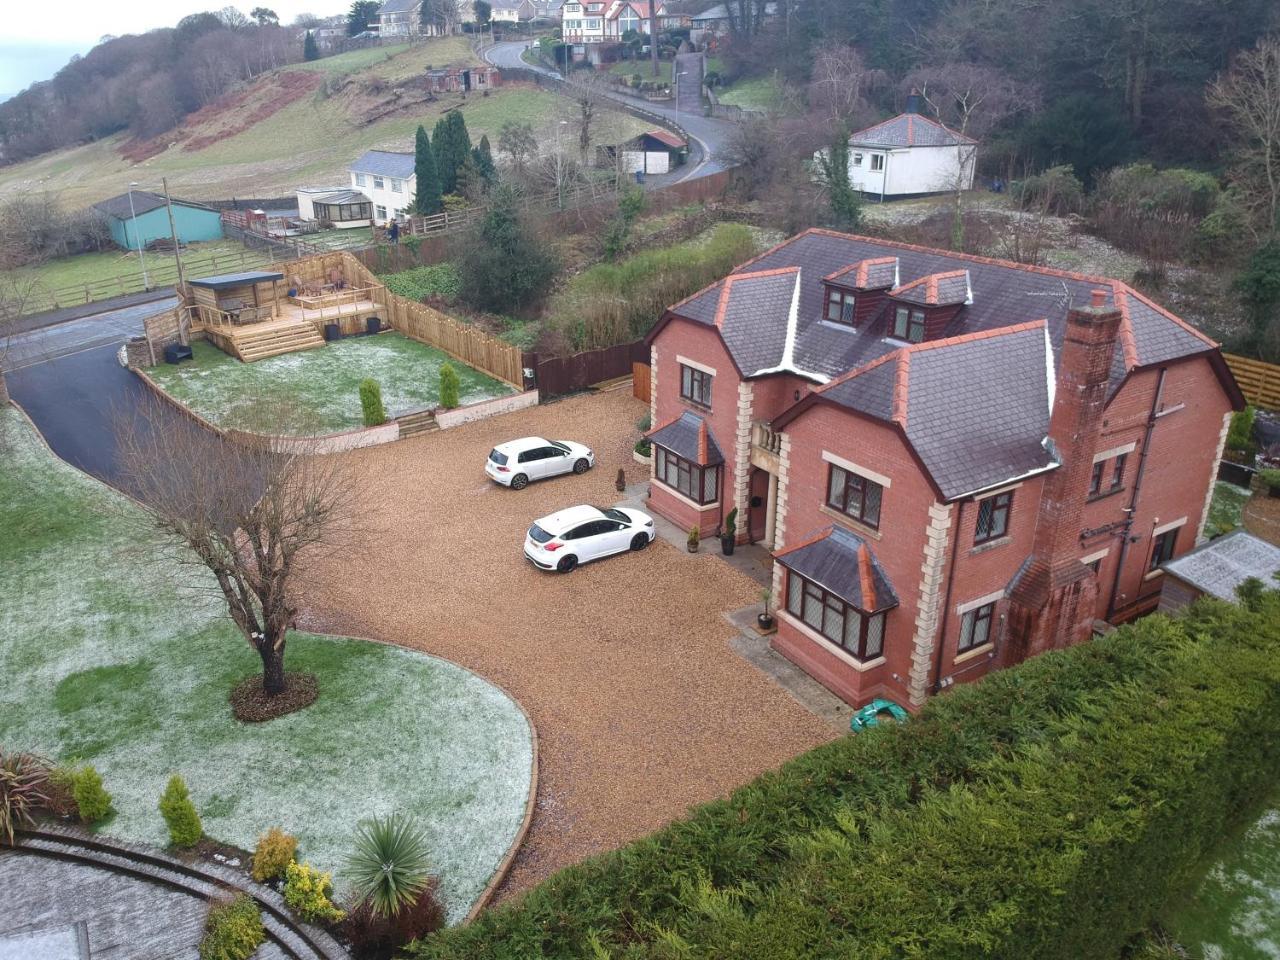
412, 593, 1280, 958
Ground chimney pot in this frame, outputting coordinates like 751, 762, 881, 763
1090, 288, 1106, 308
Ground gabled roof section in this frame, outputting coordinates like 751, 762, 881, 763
351, 149, 415, 178
781, 321, 1057, 500
892, 269, 971, 307
93, 190, 214, 220
848, 113, 976, 148
825, 256, 898, 290
775, 525, 898, 614
646, 411, 724, 466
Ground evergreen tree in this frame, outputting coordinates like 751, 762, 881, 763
413, 124, 443, 215
303, 30, 320, 61
432, 116, 457, 194
818, 129, 862, 231
473, 134, 497, 183
458, 183, 558, 313
346, 0, 380, 35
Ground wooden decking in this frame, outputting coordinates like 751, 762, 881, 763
204, 317, 327, 362
193, 291, 384, 362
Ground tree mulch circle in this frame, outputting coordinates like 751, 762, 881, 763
230, 672, 319, 723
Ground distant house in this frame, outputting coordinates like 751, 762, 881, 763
93, 191, 223, 251
350, 150, 417, 221
530, 0, 563, 20
562, 0, 666, 48
1158, 531, 1280, 614
375, 0, 473, 36
296, 187, 373, 228
491, 0, 537, 21
691, 1, 774, 36
425, 64, 501, 93
297, 14, 348, 50
831, 93, 978, 200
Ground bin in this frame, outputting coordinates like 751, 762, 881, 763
324, 323, 341, 342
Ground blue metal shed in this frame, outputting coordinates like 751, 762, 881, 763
93, 190, 224, 250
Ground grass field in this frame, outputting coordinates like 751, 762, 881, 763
717, 74, 783, 110
147, 334, 514, 433
1206, 480, 1251, 538
0, 37, 649, 210
10, 240, 266, 302
0, 409, 533, 920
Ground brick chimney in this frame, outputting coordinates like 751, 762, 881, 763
906, 89, 922, 114
1003, 290, 1122, 665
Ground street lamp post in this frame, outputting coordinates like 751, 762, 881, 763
127, 182, 151, 290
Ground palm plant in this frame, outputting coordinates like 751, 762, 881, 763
345, 813, 432, 917
0, 751, 52, 845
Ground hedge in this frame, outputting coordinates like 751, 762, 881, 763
413, 592, 1280, 959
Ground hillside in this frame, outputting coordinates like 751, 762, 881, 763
0, 37, 648, 209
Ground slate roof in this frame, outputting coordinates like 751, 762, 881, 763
93, 190, 215, 221
892, 270, 970, 307
351, 150, 415, 178
660, 229, 1219, 388
848, 112, 976, 148
1163, 530, 1280, 602
775, 525, 899, 613
826, 256, 898, 290
647, 411, 724, 465
378, 0, 420, 15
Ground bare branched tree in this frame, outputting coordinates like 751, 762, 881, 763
807, 42, 885, 128
1208, 35, 1280, 240
115, 397, 360, 696
0, 275, 47, 409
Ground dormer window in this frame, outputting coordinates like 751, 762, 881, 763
826, 286, 856, 325
893, 306, 925, 342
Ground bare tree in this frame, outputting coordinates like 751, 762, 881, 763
115, 397, 360, 696
498, 121, 539, 180
807, 42, 885, 128
1208, 36, 1280, 240
904, 63, 1033, 250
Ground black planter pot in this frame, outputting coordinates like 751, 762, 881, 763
1217, 459, 1254, 488
721, 535, 735, 556
757, 613, 774, 630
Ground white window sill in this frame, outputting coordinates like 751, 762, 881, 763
953, 642, 993, 665
778, 611, 885, 672
819, 504, 883, 541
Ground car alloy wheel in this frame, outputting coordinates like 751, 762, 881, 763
630, 533, 649, 551
511, 473, 529, 490
557, 554, 578, 573
573, 458, 589, 475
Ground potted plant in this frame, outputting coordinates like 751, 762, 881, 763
687, 525, 700, 553
633, 437, 652, 465
1261, 468, 1280, 498
616, 468, 626, 492
720, 508, 737, 556
757, 588, 774, 631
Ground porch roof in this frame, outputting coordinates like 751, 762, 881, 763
188, 270, 284, 290
775, 525, 898, 614
647, 410, 724, 466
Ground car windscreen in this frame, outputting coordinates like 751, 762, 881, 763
489, 448, 508, 466
528, 524, 554, 543
599, 508, 629, 523
549, 440, 571, 453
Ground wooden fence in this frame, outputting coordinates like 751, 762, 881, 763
335, 250, 524, 387
1225, 353, 1280, 410
528, 340, 647, 397
25, 247, 269, 315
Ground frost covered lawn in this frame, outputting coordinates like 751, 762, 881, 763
147, 334, 514, 434
0, 410, 533, 920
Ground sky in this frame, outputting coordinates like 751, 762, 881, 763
1, 0, 339, 101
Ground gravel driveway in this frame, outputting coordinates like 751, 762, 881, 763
297, 387, 837, 899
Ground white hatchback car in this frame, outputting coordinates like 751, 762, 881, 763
486, 437, 595, 490
524, 505, 656, 572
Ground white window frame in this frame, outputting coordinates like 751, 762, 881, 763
870, 154, 885, 172
374, 204, 387, 219
373, 175, 385, 190
354, 172, 367, 187
390, 178, 403, 193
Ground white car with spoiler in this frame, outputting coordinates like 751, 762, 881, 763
524, 505, 655, 572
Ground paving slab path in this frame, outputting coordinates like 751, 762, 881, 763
299, 388, 838, 901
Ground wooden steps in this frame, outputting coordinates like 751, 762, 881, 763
397, 409, 439, 438
232, 320, 326, 362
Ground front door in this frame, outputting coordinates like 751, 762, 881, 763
748, 468, 770, 543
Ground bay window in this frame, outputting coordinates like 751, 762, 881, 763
655, 446, 718, 504
785, 570, 886, 662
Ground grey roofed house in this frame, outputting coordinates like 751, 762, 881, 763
848, 113, 976, 149
776, 525, 899, 613
377, 0, 421, 15
692, 1, 775, 21
649, 227, 1238, 502
92, 190, 214, 221
1159, 530, 1280, 611
646, 410, 724, 465
350, 149, 416, 179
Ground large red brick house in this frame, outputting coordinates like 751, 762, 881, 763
644, 229, 1243, 709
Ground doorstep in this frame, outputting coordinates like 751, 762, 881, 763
724, 605, 855, 733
